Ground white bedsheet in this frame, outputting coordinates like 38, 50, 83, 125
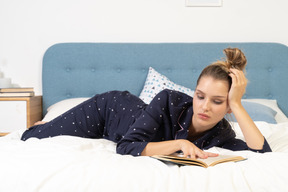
1, 122, 288, 192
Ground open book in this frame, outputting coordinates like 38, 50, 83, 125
152, 153, 246, 168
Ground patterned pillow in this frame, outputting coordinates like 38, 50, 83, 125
139, 67, 194, 104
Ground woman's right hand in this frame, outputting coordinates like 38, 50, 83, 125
142, 139, 218, 158
178, 139, 218, 159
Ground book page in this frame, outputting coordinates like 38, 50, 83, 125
160, 153, 246, 167
199, 154, 246, 166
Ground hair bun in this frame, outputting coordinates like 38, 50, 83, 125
224, 48, 247, 71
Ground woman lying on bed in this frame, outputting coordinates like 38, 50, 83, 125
21, 48, 271, 159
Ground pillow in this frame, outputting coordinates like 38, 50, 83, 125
242, 99, 288, 123
226, 101, 277, 124
42, 98, 89, 122
139, 67, 194, 104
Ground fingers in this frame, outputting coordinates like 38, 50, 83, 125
187, 153, 196, 159
183, 148, 218, 159
195, 150, 208, 159
228, 69, 247, 104
180, 140, 219, 159
182, 148, 200, 159
195, 151, 219, 159
229, 69, 247, 86
205, 152, 219, 157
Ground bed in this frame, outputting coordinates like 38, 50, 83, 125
1, 42, 288, 192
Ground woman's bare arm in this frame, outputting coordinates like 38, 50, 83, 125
229, 69, 265, 150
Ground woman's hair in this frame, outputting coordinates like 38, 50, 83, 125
196, 48, 247, 90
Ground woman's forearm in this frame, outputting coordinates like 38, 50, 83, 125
228, 69, 265, 150
141, 140, 181, 156
231, 103, 265, 150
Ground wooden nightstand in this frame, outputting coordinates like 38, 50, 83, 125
0, 96, 42, 136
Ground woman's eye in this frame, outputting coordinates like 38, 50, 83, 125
197, 95, 204, 100
214, 100, 223, 105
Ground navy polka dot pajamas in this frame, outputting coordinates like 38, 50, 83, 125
21, 89, 271, 156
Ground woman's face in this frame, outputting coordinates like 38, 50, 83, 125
192, 76, 231, 133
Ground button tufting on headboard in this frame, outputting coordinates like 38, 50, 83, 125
42, 43, 288, 116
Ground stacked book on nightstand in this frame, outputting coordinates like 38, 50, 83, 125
0, 87, 35, 97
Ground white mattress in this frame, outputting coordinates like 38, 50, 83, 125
1, 121, 288, 192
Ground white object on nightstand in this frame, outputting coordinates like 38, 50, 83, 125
0, 96, 42, 135
0, 78, 11, 88
0, 100, 27, 132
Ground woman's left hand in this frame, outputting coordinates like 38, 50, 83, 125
228, 68, 247, 108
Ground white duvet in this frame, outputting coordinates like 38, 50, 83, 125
1, 122, 288, 192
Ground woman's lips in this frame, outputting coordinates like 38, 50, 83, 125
198, 113, 210, 120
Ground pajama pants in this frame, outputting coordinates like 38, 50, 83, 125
21, 91, 145, 141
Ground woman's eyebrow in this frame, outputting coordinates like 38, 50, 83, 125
195, 89, 204, 94
195, 89, 227, 98
213, 96, 227, 99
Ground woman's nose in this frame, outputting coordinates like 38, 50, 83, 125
202, 100, 210, 111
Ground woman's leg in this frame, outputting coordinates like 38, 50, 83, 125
21, 93, 108, 141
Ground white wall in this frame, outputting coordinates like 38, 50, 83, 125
0, 0, 287, 95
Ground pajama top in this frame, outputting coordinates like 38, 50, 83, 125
21, 89, 272, 156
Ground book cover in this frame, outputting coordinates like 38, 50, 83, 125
152, 154, 246, 168
0, 92, 35, 97
0, 87, 34, 93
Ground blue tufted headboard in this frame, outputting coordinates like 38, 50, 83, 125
42, 43, 288, 116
